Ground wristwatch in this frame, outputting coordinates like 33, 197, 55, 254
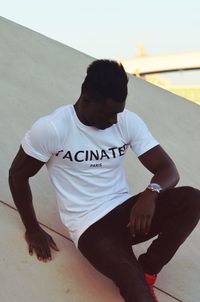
147, 183, 162, 194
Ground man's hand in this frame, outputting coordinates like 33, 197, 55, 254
127, 190, 157, 237
25, 226, 59, 262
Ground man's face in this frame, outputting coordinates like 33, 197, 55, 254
83, 97, 125, 130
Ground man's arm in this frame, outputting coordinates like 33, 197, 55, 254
138, 144, 180, 190
9, 146, 59, 262
127, 145, 180, 237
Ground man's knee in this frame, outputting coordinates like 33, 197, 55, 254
181, 186, 200, 200
181, 186, 200, 215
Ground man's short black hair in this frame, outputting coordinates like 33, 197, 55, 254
81, 59, 128, 103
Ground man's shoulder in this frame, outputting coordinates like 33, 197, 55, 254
35, 104, 72, 127
27, 104, 73, 139
119, 108, 143, 123
46, 104, 73, 121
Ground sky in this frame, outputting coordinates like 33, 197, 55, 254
1, 0, 200, 83
1, 0, 200, 59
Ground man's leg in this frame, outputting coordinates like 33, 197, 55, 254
78, 197, 155, 302
78, 186, 200, 301
137, 186, 200, 275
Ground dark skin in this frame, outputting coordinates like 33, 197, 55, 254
128, 146, 179, 236
9, 94, 179, 262
9, 147, 59, 262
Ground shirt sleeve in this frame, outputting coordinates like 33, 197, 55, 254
21, 117, 59, 162
125, 110, 159, 157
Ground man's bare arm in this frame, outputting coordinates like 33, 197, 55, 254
127, 145, 180, 237
9, 146, 59, 262
138, 144, 180, 191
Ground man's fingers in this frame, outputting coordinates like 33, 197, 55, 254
130, 216, 142, 235
36, 247, 47, 262
49, 237, 59, 251
35, 246, 51, 262
41, 246, 51, 262
35, 247, 43, 261
130, 218, 136, 237
25, 231, 59, 262
128, 215, 152, 237
138, 216, 152, 235
25, 234, 33, 255
28, 241, 51, 262
135, 216, 143, 234
145, 216, 152, 235
28, 244, 33, 256
140, 216, 150, 235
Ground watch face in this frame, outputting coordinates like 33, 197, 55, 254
148, 183, 162, 192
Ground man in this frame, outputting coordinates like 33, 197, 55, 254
9, 60, 200, 302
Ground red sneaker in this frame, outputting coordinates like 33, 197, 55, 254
145, 273, 159, 302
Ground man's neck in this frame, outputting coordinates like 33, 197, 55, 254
73, 100, 91, 126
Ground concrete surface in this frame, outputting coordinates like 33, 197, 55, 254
0, 201, 183, 302
0, 16, 200, 301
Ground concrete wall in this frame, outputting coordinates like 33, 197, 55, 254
1, 16, 200, 302
1, 16, 199, 235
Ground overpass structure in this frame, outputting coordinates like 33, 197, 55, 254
120, 51, 200, 75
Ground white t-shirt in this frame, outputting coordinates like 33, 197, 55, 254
22, 104, 159, 246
